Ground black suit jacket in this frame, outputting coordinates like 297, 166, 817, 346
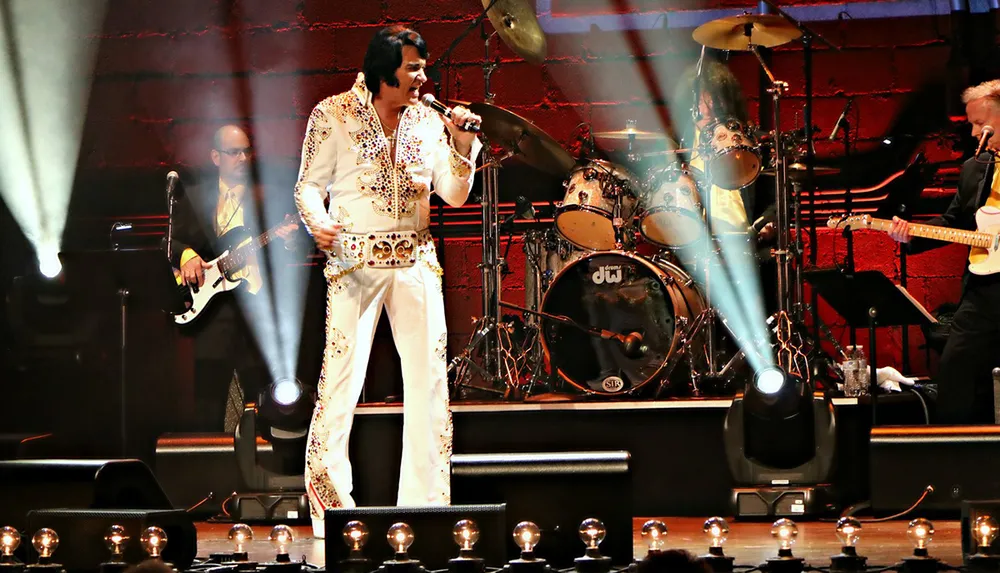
908, 153, 994, 290
168, 179, 289, 268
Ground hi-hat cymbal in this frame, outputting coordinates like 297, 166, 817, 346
692, 14, 802, 51
482, 0, 547, 65
458, 100, 576, 176
592, 127, 676, 143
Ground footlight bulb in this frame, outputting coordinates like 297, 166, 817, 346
32, 529, 59, 559
453, 520, 480, 551
269, 525, 294, 556
906, 519, 934, 550
703, 518, 729, 548
641, 520, 668, 553
343, 521, 369, 552
513, 522, 541, 553
140, 527, 167, 558
387, 523, 414, 554
578, 519, 606, 549
975, 516, 999, 548
835, 517, 862, 548
770, 519, 798, 551
105, 525, 128, 558
1, 527, 20, 558
228, 524, 254, 554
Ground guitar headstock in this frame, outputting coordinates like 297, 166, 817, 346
826, 214, 872, 231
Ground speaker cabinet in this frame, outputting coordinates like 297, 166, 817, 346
0, 460, 173, 530
871, 426, 1000, 514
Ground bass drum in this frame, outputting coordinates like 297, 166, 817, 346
540, 251, 705, 396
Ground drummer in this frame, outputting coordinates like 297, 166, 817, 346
672, 58, 756, 233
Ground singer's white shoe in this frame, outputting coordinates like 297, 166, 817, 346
312, 517, 325, 539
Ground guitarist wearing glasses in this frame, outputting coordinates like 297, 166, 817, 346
169, 124, 300, 431
886, 80, 1000, 425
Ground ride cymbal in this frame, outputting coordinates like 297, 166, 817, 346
592, 127, 676, 143
692, 14, 801, 51
458, 100, 576, 176
482, 0, 547, 64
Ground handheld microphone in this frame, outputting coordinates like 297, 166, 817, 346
828, 97, 854, 141
619, 331, 645, 359
420, 94, 481, 133
975, 126, 995, 157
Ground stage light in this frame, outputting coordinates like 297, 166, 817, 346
256, 376, 314, 440
703, 517, 729, 548
103, 525, 128, 560
228, 523, 254, 556
513, 521, 541, 553
906, 518, 934, 553
835, 517, 862, 548
640, 520, 667, 554
37, 246, 61, 279
453, 520, 480, 552
140, 526, 167, 558
975, 515, 999, 549
343, 521, 369, 553
1, 527, 20, 559
771, 519, 798, 552
387, 523, 414, 556
755, 367, 786, 395
272, 377, 302, 407
269, 525, 294, 563
30, 529, 58, 560
578, 518, 606, 550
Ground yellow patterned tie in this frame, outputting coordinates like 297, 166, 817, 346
216, 182, 261, 293
970, 167, 1000, 265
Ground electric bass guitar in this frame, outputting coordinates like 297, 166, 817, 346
173, 214, 296, 325
827, 207, 1000, 275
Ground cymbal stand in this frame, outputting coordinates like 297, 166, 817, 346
449, 28, 529, 399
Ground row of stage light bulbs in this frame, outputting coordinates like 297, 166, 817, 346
0, 524, 299, 570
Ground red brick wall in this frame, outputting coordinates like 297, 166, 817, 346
82, 0, 988, 378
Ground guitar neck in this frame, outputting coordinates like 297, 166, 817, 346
864, 217, 993, 248
220, 220, 286, 271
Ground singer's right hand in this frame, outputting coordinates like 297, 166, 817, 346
887, 216, 912, 243
312, 222, 342, 251
181, 255, 213, 287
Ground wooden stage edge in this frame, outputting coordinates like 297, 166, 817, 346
356, 397, 861, 414
194, 517, 964, 566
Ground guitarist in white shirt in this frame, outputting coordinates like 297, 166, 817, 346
170, 124, 299, 431
887, 79, 1000, 424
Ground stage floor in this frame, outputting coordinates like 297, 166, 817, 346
194, 517, 964, 566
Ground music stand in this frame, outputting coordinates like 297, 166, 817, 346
59, 249, 181, 456
804, 269, 936, 425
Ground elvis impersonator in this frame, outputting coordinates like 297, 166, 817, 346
293, 26, 483, 537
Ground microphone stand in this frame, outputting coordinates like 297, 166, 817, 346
165, 176, 176, 264
424, 0, 500, 90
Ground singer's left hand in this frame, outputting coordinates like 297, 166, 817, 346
444, 105, 481, 156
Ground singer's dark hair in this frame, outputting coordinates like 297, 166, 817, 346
673, 58, 749, 129
363, 26, 428, 96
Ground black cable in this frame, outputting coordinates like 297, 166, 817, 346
907, 386, 931, 424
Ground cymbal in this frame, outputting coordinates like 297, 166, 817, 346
482, 0, 547, 65
761, 162, 841, 178
592, 127, 676, 143
460, 100, 576, 176
692, 14, 802, 51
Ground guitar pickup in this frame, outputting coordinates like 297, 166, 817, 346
213, 276, 224, 288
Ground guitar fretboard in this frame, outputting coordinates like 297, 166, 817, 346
861, 218, 994, 248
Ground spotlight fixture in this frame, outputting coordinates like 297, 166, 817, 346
340, 521, 372, 573
448, 520, 485, 573
967, 515, 1000, 572
640, 520, 668, 556
379, 522, 422, 573
140, 527, 167, 559
830, 518, 867, 573
228, 523, 254, 562
901, 519, 938, 573
37, 248, 62, 280
764, 519, 804, 573
699, 518, 734, 573
506, 522, 547, 573
574, 519, 611, 573
755, 367, 786, 395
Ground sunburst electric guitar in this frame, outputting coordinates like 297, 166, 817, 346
173, 214, 295, 325
827, 206, 1000, 275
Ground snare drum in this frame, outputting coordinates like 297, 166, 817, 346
555, 160, 639, 250
638, 166, 705, 249
700, 118, 761, 190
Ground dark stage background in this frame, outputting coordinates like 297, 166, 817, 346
1, 0, 998, 460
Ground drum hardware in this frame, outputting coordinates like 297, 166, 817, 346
554, 160, 640, 251
500, 301, 647, 358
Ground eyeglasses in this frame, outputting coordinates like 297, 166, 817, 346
218, 147, 253, 158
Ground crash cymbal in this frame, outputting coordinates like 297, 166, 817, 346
458, 100, 576, 176
482, 0, 547, 65
692, 14, 802, 51
592, 127, 676, 143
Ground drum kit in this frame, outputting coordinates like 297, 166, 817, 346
443, 0, 841, 400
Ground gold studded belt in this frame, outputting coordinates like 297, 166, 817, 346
339, 230, 429, 268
